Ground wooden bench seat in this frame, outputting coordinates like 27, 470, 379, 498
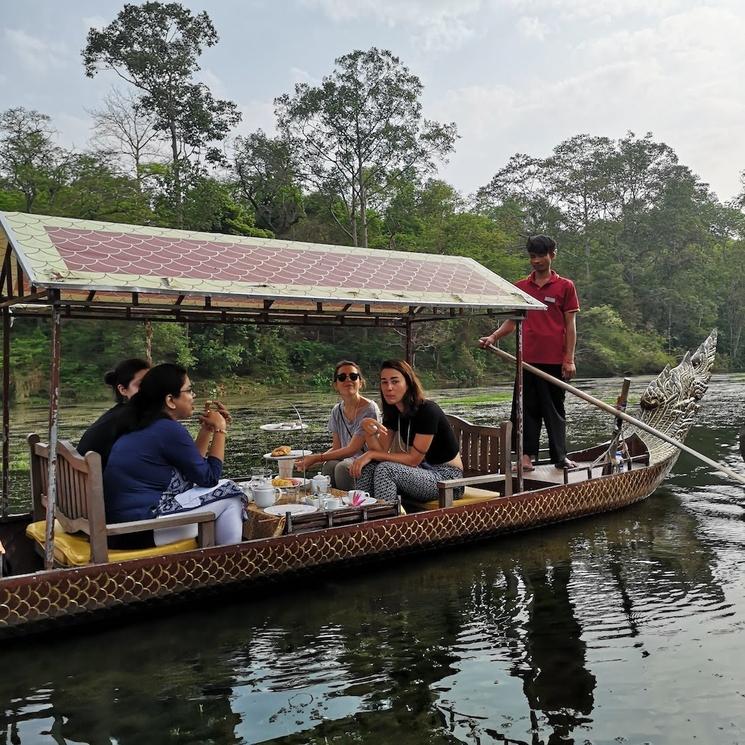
407, 415, 513, 511
26, 434, 217, 566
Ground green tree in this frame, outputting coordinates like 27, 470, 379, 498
233, 131, 304, 236
82, 1, 241, 226
181, 175, 273, 237
578, 306, 672, 376
53, 151, 151, 223
275, 47, 457, 247
0, 107, 71, 213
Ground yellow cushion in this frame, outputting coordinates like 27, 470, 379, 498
25, 520, 198, 567
408, 487, 502, 511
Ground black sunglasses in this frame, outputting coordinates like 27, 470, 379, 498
335, 372, 360, 382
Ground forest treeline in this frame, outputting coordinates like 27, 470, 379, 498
2, 2, 745, 402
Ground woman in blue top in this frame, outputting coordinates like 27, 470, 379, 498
295, 360, 380, 490
104, 363, 244, 546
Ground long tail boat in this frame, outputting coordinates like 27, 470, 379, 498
0, 212, 719, 638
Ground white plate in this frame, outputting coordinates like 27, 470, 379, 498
260, 422, 307, 432
342, 495, 377, 507
263, 503, 317, 516
270, 477, 311, 487
263, 449, 312, 460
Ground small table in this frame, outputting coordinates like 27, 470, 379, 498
242, 487, 344, 540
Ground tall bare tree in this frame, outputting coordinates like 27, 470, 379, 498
89, 88, 165, 190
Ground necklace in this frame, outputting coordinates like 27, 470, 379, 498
396, 417, 411, 453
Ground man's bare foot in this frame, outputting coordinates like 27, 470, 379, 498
513, 457, 536, 472
554, 458, 577, 470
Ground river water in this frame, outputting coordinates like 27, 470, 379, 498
2, 374, 745, 744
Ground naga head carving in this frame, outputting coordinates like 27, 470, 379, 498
639, 329, 717, 416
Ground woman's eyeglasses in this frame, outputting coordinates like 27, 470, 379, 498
334, 373, 360, 382
180, 386, 195, 395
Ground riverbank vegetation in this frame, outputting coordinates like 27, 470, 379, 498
2, 2, 744, 402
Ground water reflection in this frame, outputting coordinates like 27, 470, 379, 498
1, 485, 737, 745
3, 374, 745, 743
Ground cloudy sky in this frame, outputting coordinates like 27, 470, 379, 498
3, 0, 745, 201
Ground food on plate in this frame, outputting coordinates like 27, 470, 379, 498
272, 477, 294, 487
271, 445, 292, 457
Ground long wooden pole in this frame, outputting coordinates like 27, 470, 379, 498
486, 344, 745, 487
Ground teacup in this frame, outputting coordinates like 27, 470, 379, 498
322, 496, 343, 510
347, 490, 370, 502
254, 486, 282, 509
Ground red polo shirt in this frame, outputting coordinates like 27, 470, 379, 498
515, 270, 579, 364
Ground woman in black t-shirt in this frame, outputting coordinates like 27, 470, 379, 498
349, 359, 464, 503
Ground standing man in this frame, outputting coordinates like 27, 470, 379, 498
479, 235, 579, 471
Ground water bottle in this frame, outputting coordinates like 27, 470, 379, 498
614, 451, 625, 472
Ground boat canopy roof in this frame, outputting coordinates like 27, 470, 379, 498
0, 212, 543, 327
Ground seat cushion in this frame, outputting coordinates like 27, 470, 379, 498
26, 520, 198, 567
407, 486, 503, 511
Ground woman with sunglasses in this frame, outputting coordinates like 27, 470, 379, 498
295, 360, 380, 490
104, 363, 244, 548
348, 359, 464, 504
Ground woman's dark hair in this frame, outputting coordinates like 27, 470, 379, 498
333, 360, 366, 390
119, 363, 187, 433
379, 359, 426, 418
104, 358, 150, 403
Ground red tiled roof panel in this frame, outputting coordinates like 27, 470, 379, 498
48, 228, 498, 294
0, 211, 544, 311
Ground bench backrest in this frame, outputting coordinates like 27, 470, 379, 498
446, 414, 512, 478
28, 434, 109, 563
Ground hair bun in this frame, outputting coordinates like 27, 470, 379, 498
104, 370, 117, 386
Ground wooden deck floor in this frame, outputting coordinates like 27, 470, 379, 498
525, 459, 645, 485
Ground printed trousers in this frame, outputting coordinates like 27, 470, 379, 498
355, 461, 464, 503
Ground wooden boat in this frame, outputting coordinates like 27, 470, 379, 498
0, 330, 717, 639
0, 212, 719, 638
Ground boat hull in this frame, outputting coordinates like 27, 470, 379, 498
0, 455, 673, 639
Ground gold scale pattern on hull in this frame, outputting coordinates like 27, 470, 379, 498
1, 459, 671, 637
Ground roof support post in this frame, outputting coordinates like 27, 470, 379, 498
405, 319, 413, 364
2, 247, 12, 517
44, 290, 62, 569
2, 307, 10, 518
515, 319, 524, 493
145, 320, 153, 365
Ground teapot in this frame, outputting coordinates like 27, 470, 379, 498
311, 474, 331, 495
253, 485, 282, 509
